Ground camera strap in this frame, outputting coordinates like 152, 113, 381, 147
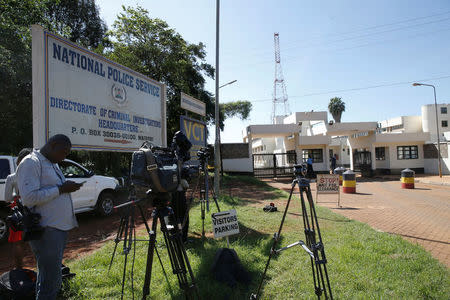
143, 148, 169, 193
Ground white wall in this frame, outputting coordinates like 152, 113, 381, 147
223, 158, 253, 173
403, 116, 422, 133
284, 111, 328, 124
424, 142, 450, 175
421, 104, 450, 142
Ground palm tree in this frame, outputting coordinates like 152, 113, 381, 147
328, 97, 346, 123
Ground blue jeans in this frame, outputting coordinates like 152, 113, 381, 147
29, 227, 68, 300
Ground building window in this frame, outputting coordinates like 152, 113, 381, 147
441, 107, 447, 114
287, 150, 296, 164
397, 146, 418, 160
302, 149, 323, 163
442, 120, 448, 127
375, 147, 385, 160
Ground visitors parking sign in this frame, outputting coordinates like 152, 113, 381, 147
212, 209, 240, 239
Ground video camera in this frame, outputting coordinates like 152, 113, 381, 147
197, 146, 211, 161
130, 131, 193, 200
293, 164, 307, 178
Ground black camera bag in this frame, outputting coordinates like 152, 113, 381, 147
7, 201, 44, 241
131, 144, 179, 195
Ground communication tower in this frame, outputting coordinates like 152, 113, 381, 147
272, 33, 290, 123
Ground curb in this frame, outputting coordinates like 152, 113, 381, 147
414, 179, 450, 187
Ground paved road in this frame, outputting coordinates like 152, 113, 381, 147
265, 179, 450, 268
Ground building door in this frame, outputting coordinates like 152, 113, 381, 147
353, 150, 372, 176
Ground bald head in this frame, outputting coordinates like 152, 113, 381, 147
47, 134, 72, 147
41, 134, 72, 163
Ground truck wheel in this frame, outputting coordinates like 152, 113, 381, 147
0, 211, 9, 243
96, 192, 115, 216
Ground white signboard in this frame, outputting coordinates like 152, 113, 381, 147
316, 174, 340, 194
180, 92, 206, 116
212, 209, 239, 239
32, 25, 166, 151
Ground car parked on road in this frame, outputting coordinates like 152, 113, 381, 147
0, 155, 120, 242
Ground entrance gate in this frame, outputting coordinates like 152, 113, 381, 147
353, 150, 372, 176
253, 152, 297, 178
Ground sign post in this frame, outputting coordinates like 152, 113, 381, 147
180, 92, 206, 117
32, 25, 166, 151
316, 174, 341, 207
179, 93, 208, 210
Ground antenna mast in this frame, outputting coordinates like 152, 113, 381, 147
272, 32, 290, 123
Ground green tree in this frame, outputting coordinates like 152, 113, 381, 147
328, 97, 346, 123
107, 6, 251, 141
0, 0, 107, 155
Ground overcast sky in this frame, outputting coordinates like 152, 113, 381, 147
96, 0, 450, 143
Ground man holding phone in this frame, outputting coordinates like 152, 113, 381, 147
17, 134, 81, 300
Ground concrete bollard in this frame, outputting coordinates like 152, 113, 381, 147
334, 167, 346, 186
401, 168, 415, 189
342, 170, 356, 193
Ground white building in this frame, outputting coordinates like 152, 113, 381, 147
243, 104, 450, 175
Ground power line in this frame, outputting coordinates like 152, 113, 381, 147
248, 75, 450, 103
282, 17, 450, 52
226, 26, 450, 68
283, 10, 450, 48
223, 10, 450, 58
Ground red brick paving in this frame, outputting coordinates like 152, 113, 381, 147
264, 178, 450, 268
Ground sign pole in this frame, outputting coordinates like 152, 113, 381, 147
338, 186, 341, 207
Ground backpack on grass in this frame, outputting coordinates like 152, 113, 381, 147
0, 268, 36, 300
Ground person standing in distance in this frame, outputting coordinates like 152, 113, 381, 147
17, 134, 82, 300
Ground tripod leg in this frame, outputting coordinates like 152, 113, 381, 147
131, 223, 136, 300
142, 211, 159, 300
306, 187, 333, 299
160, 210, 200, 299
252, 180, 297, 299
109, 214, 126, 271
120, 207, 131, 300
200, 191, 206, 238
207, 173, 221, 212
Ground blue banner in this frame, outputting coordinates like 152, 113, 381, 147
180, 116, 206, 165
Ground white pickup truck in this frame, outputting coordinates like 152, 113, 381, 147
0, 155, 121, 242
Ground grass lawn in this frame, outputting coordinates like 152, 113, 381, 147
64, 175, 449, 299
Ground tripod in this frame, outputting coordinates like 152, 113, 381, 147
251, 176, 333, 299
189, 155, 221, 238
108, 190, 169, 300
142, 193, 200, 300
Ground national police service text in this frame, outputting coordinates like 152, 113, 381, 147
52, 42, 159, 97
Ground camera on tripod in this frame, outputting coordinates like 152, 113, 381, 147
293, 163, 307, 177
197, 147, 210, 161
130, 131, 193, 202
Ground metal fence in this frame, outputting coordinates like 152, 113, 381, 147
253, 152, 297, 178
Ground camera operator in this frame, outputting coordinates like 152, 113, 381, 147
17, 134, 82, 300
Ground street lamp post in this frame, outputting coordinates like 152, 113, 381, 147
214, 0, 221, 197
413, 83, 442, 178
